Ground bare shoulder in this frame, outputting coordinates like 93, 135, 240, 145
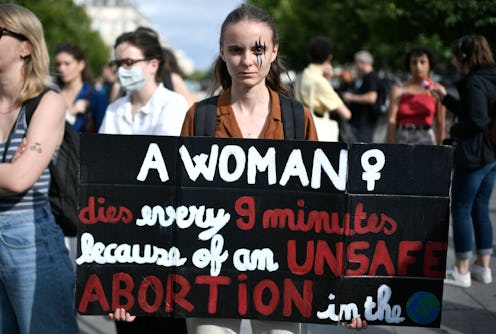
31, 89, 66, 123
390, 82, 403, 96
38, 89, 65, 111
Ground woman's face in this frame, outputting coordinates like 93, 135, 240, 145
114, 42, 157, 82
220, 20, 278, 89
451, 55, 465, 74
55, 51, 85, 85
409, 53, 430, 79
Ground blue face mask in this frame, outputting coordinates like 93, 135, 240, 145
117, 66, 146, 92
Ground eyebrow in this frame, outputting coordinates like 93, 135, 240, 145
226, 44, 243, 50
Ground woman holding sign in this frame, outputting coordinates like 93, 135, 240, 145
180, 4, 365, 334
431, 35, 496, 287
0, 4, 78, 333
111, 3, 366, 333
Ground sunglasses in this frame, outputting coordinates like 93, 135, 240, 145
109, 58, 150, 68
0, 27, 28, 41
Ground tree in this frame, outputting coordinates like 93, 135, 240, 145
2, 0, 110, 79
249, 0, 496, 74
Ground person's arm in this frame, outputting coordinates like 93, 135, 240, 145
433, 85, 446, 144
386, 84, 401, 144
335, 103, 352, 120
314, 77, 351, 120
171, 72, 197, 107
0, 90, 65, 195
431, 84, 462, 116
342, 90, 378, 105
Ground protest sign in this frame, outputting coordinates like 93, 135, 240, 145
76, 134, 453, 327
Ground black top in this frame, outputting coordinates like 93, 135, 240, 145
443, 66, 496, 169
348, 71, 381, 127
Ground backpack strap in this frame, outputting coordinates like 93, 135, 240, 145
194, 96, 219, 136
24, 88, 53, 124
1, 111, 24, 163
25, 88, 57, 170
2, 88, 53, 163
279, 94, 305, 140
193, 94, 304, 140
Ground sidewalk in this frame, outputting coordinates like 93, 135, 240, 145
77, 194, 496, 334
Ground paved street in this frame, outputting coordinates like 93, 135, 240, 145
77, 192, 496, 334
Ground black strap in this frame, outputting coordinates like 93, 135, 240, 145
2, 89, 53, 163
193, 94, 305, 140
194, 96, 219, 136
2, 88, 54, 165
280, 94, 305, 140
2, 110, 24, 163
162, 70, 174, 91
24, 88, 52, 124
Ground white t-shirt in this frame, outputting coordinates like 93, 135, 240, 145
98, 83, 188, 136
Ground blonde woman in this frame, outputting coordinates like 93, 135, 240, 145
0, 4, 78, 333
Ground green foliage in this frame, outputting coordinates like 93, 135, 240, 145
188, 69, 211, 82
1, 0, 110, 80
248, 0, 496, 74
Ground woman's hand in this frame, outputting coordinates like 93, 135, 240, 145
347, 317, 368, 330
108, 308, 136, 322
69, 99, 89, 115
430, 84, 447, 101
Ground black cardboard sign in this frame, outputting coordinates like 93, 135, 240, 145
76, 134, 453, 327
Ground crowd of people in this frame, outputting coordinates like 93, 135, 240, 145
1, 2, 495, 334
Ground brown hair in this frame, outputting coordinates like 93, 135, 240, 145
452, 35, 495, 73
209, 4, 289, 96
54, 42, 94, 87
114, 30, 165, 83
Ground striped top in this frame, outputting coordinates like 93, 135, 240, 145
0, 107, 50, 214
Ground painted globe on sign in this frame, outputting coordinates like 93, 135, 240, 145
406, 291, 441, 325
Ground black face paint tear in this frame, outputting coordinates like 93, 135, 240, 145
255, 37, 267, 67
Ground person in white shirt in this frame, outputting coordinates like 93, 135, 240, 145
100, 29, 188, 334
99, 30, 187, 136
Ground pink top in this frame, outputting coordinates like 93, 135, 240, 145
397, 93, 437, 126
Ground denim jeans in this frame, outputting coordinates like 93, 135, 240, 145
451, 161, 496, 259
0, 205, 78, 334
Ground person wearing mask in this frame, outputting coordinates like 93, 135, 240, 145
342, 50, 380, 143
0, 4, 78, 333
431, 35, 496, 287
386, 46, 446, 144
100, 29, 189, 333
297, 35, 352, 142
54, 42, 108, 132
